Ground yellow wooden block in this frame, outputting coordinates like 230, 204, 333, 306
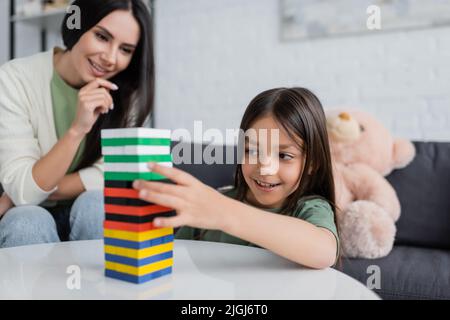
105, 258, 173, 276
104, 227, 173, 242
104, 242, 174, 259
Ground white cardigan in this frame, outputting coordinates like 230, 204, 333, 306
0, 49, 103, 206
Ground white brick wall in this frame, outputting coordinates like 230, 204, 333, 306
3, 0, 448, 142
154, 0, 450, 142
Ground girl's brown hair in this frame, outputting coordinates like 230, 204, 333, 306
234, 87, 341, 265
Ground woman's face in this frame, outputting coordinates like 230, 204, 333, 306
69, 10, 140, 84
241, 115, 306, 209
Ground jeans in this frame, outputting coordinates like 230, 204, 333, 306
0, 191, 104, 248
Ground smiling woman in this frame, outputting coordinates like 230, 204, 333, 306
0, 0, 154, 248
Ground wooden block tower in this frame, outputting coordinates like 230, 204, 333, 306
101, 128, 175, 284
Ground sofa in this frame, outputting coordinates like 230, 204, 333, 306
340, 141, 450, 300
174, 141, 450, 300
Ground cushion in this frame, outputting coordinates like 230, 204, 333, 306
387, 142, 450, 249
340, 245, 450, 300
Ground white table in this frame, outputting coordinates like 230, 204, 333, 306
0, 239, 379, 300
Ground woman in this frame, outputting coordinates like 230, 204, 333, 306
0, 0, 154, 248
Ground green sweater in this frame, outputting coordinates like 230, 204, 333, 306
175, 188, 339, 258
50, 69, 85, 174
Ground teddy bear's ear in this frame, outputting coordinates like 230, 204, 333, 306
392, 138, 416, 169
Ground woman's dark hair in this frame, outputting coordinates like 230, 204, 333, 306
234, 88, 340, 264
61, 0, 154, 170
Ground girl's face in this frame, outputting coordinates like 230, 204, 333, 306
69, 10, 140, 85
242, 115, 306, 209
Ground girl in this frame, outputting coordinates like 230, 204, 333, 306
0, 0, 154, 247
133, 87, 340, 269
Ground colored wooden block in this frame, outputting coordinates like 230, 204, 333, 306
104, 171, 168, 181
104, 220, 156, 232
104, 196, 150, 207
101, 145, 171, 156
104, 227, 173, 242
101, 137, 171, 148
104, 179, 173, 190
105, 250, 173, 267
101, 128, 171, 139
104, 234, 174, 249
105, 257, 173, 276
104, 154, 172, 163
104, 242, 173, 260
105, 266, 172, 284
104, 187, 140, 198
105, 210, 176, 224
104, 161, 172, 173
147, 235, 173, 246
104, 203, 174, 216
105, 180, 136, 189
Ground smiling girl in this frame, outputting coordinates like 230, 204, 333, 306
0, 0, 154, 248
133, 87, 340, 269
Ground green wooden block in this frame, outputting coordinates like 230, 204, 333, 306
104, 154, 173, 163
104, 172, 168, 181
101, 138, 171, 147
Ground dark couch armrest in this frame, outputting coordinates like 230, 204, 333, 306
172, 142, 237, 189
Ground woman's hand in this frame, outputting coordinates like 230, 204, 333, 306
133, 163, 232, 230
70, 78, 118, 135
0, 192, 14, 218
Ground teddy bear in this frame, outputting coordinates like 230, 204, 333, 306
326, 109, 416, 259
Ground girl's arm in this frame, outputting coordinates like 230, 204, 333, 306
222, 201, 337, 269
133, 163, 337, 269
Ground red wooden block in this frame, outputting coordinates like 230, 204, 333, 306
103, 220, 157, 232
104, 204, 173, 216
104, 187, 141, 199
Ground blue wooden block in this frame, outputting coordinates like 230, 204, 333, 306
105, 251, 173, 267
105, 266, 172, 284
104, 234, 174, 249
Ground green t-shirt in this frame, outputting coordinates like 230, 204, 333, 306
175, 188, 339, 260
50, 69, 85, 174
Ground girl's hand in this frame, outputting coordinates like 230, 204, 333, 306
133, 163, 231, 230
0, 192, 14, 218
70, 78, 118, 135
